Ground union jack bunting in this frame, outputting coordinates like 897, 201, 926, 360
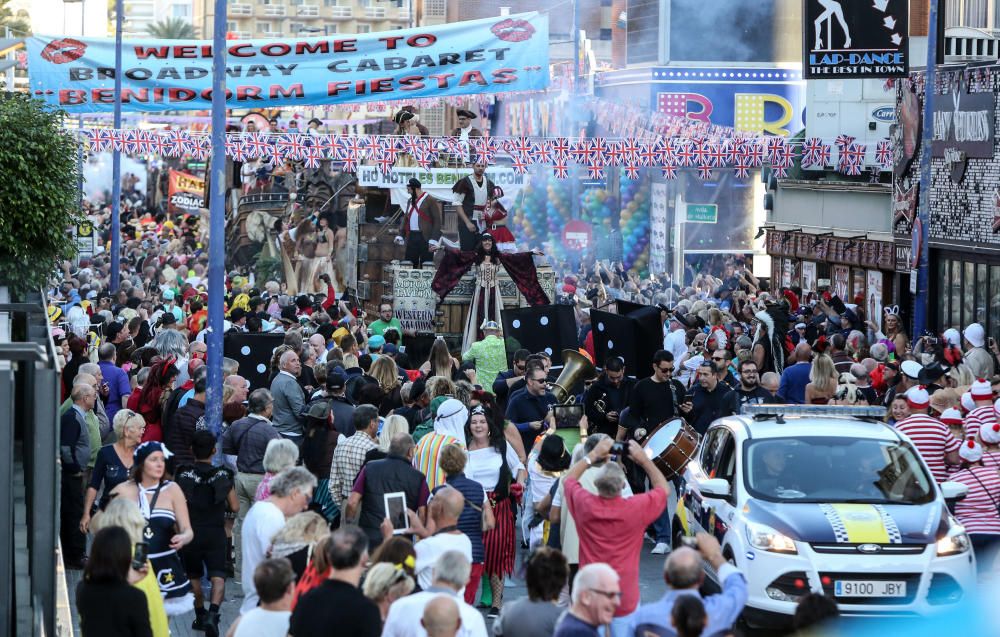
189, 136, 211, 160
875, 139, 892, 169
373, 148, 395, 174
697, 164, 714, 180
549, 137, 571, 160
276, 134, 306, 160
301, 142, 324, 169
586, 162, 606, 179
800, 137, 830, 168
834, 134, 856, 149
661, 161, 678, 179
242, 132, 270, 159
604, 141, 623, 166
732, 161, 751, 179
774, 143, 796, 169
530, 141, 553, 165
90, 129, 112, 152
107, 128, 125, 152
620, 137, 641, 162
552, 161, 569, 179
510, 152, 530, 174
692, 140, 711, 166
569, 139, 590, 163
341, 136, 366, 161
637, 142, 658, 167
839, 143, 866, 176
148, 132, 170, 156
135, 130, 154, 154
226, 136, 249, 163
707, 142, 728, 167
122, 130, 139, 154
674, 140, 695, 167
164, 130, 189, 157
624, 162, 641, 179
745, 141, 765, 167
764, 137, 786, 163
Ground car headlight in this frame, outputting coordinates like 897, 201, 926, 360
936, 518, 971, 557
746, 521, 798, 554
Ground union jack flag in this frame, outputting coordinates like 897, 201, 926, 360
342, 136, 366, 161
569, 140, 590, 164
226, 136, 249, 162
550, 137, 571, 160
163, 130, 188, 157
674, 140, 695, 167
148, 132, 170, 156
504, 136, 533, 157
587, 161, 606, 179
707, 142, 728, 167
624, 163, 641, 179
373, 148, 395, 174
800, 137, 830, 168
835, 134, 856, 150
122, 130, 139, 154
839, 143, 866, 176
135, 130, 154, 154
302, 142, 324, 169
604, 141, 623, 166
243, 132, 271, 159
692, 140, 711, 166
733, 161, 751, 179
773, 143, 796, 169
90, 129, 112, 152
510, 152, 530, 174
661, 161, 678, 179
189, 136, 211, 160
340, 154, 358, 173
276, 134, 306, 160
697, 164, 714, 180
746, 142, 765, 167
638, 142, 658, 167
875, 139, 892, 169
621, 137, 641, 162
363, 135, 383, 159
531, 141, 553, 165
108, 129, 125, 152
471, 136, 496, 164
552, 161, 569, 179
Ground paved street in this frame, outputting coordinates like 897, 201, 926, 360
66, 535, 672, 636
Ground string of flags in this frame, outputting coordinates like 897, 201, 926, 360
78, 128, 893, 180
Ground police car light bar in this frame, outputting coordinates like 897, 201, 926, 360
740, 404, 888, 418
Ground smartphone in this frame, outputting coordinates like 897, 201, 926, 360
384, 492, 408, 535
132, 541, 149, 571
610, 442, 626, 456
552, 404, 583, 430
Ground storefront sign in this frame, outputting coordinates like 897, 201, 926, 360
804, 0, 908, 79
801, 261, 817, 294
27, 13, 549, 112
894, 84, 921, 178
866, 270, 884, 321
832, 265, 849, 298
649, 182, 669, 274
167, 169, 205, 215
931, 90, 994, 158
894, 242, 912, 273
75, 221, 96, 259
358, 166, 524, 190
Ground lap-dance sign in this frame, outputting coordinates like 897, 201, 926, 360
26, 12, 549, 112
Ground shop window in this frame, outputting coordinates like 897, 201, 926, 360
977, 263, 988, 326
951, 260, 962, 331
964, 262, 974, 329
992, 266, 1000, 342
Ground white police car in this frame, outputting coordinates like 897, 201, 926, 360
671, 405, 976, 627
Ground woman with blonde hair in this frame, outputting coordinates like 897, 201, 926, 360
425, 375, 456, 401
362, 562, 415, 622
81, 409, 146, 533
370, 356, 403, 416
89, 497, 169, 637
268, 511, 329, 579
805, 354, 838, 405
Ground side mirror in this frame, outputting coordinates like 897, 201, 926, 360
940, 481, 968, 502
699, 478, 731, 499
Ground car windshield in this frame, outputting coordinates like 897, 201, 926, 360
744, 436, 935, 504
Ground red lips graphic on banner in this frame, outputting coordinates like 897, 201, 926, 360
40, 37, 88, 64
491, 18, 535, 42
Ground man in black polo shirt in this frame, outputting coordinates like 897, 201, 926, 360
177, 431, 238, 636
505, 360, 557, 454
681, 360, 740, 435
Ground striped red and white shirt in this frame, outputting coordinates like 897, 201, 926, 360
963, 405, 995, 442
951, 465, 1000, 535
895, 414, 962, 483
982, 450, 1000, 469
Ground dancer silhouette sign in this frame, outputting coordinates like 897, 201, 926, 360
803, 0, 908, 79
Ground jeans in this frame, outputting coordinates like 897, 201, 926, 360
652, 506, 671, 544
609, 609, 637, 637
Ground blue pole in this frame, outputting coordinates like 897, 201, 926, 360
204, 0, 228, 435
913, 0, 939, 337
109, 0, 123, 291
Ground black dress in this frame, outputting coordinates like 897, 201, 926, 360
76, 580, 153, 637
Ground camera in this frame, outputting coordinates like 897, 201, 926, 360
610, 442, 626, 456
132, 541, 149, 571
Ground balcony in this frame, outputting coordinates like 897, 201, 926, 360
229, 3, 252, 15
258, 31, 284, 37
231, 30, 253, 39
260, 4, 286, 17
295, 4, 319, 17
361, 6, 385, 19
944, 26, 1000, 62
396, 9, 410, 21
327, 5, 352, 18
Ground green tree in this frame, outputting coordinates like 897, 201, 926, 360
146, 17, 197, 39
0, 96, 81, 293
0, 0, 30, 37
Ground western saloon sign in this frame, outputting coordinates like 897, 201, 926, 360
803, 0, 908, 79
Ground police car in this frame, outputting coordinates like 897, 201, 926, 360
671, 405, 977, 627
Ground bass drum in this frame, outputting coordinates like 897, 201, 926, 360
640, 418, 700, 480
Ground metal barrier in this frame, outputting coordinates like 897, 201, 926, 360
0, 288, 63, 636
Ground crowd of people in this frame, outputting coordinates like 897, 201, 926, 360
52, 177, 1000, 637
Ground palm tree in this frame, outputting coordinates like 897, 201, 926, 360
146, 17, 197, 39
0, 0, 30, 37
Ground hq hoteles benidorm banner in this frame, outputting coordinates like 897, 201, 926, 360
26, 13, 549, 112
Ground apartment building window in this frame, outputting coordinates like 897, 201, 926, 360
226, 20, 238, 30
257, 20, 273, 32
357, 23, 371, 32
323, 0, 340, 4
358, 0, 371, 6
424, 0, 445, 18
290, 21, 305, 32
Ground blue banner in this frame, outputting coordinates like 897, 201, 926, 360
27, 13, 548, 113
